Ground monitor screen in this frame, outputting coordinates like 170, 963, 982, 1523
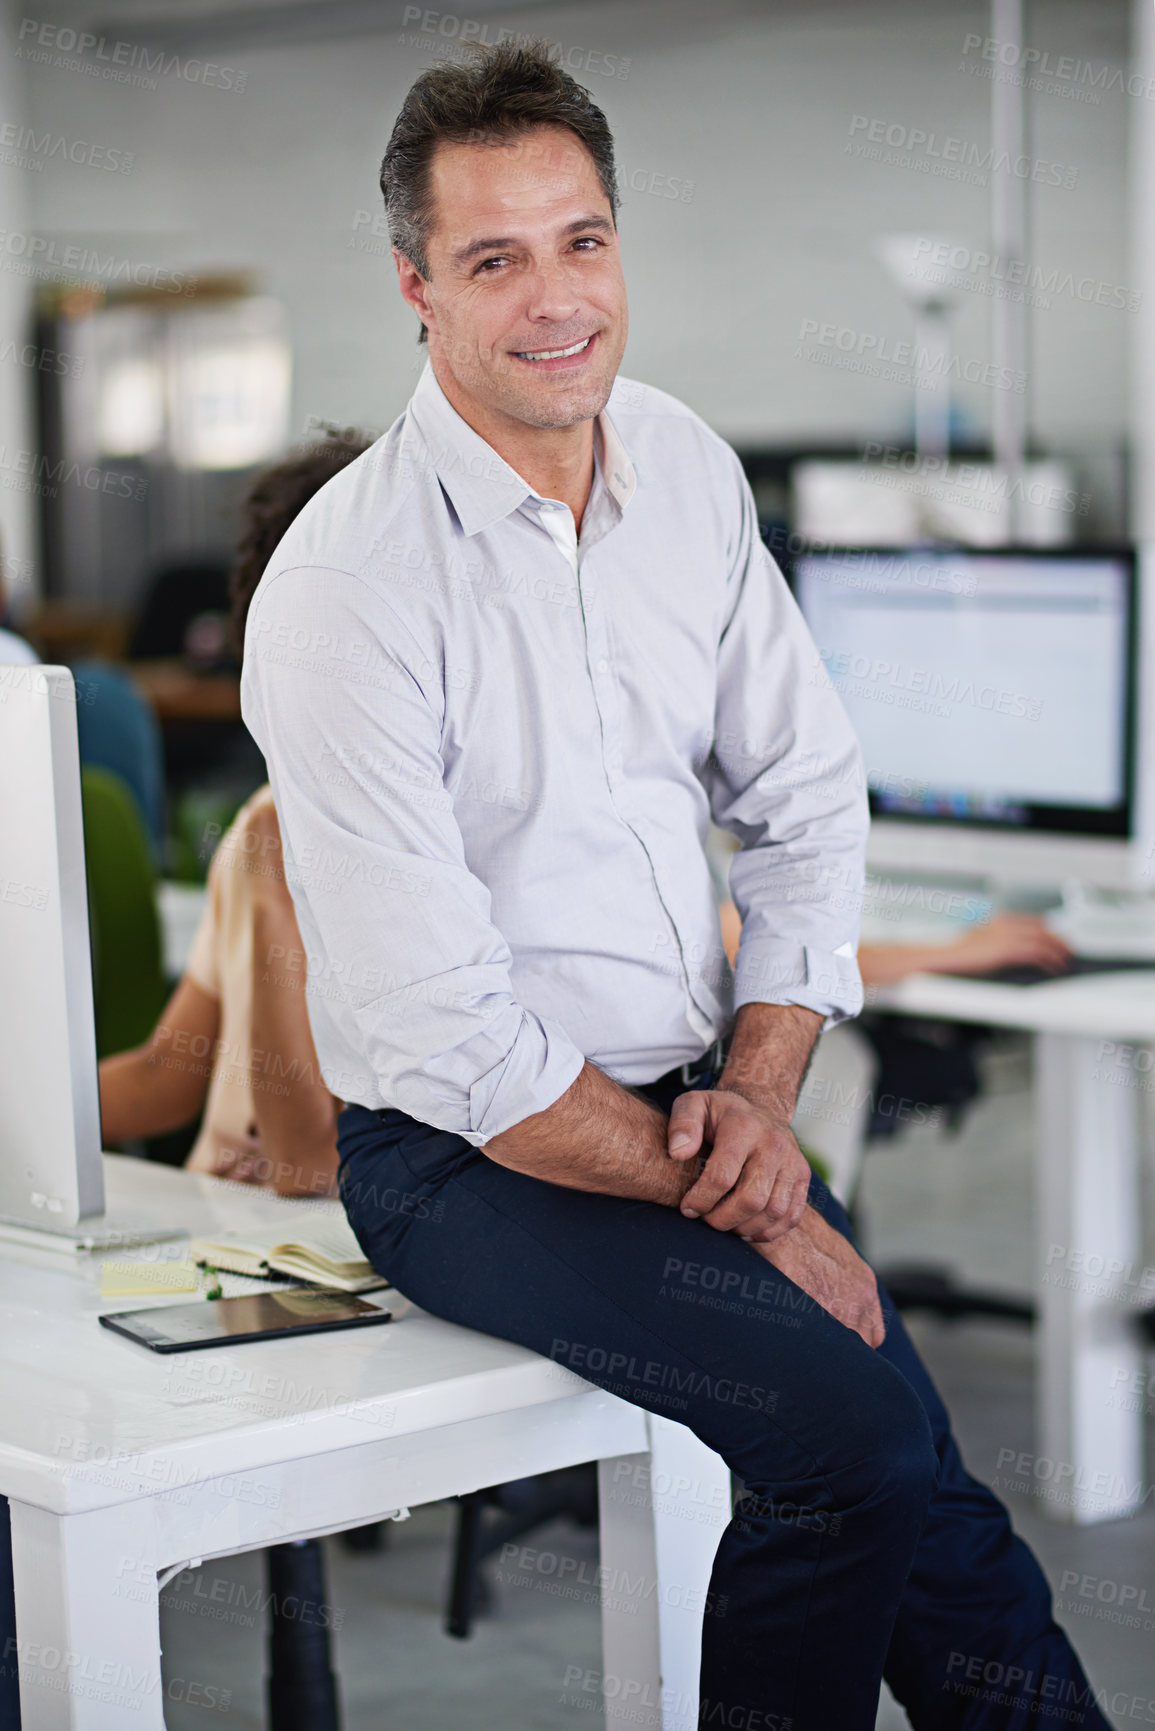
791, 550, 1134, 838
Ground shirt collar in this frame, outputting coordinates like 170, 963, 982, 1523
408, 359, 636, 537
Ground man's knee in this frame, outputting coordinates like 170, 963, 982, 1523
869, 1377, 938, 1507
836, 1365, 939, 1517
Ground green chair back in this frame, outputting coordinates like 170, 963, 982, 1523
81, 766, 170, 1059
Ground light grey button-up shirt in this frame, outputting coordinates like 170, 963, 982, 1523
240, 362, 868, 1146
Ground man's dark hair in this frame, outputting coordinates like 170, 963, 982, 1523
380, 39, 619, 344
229, 433, 371, 655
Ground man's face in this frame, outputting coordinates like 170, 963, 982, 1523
409, 124, 628, 431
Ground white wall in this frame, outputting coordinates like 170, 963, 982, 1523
0, 0, 37, 610
11, 0, 1133, 455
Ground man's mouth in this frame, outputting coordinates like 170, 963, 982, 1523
512, 334, 594, 364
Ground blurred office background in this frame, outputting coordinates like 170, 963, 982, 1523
3, 0, 1155, 1725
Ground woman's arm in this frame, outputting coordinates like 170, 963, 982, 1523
858, 914, 1072, 988
244, 802, 340, 1198
98, 976, 220, 1144
720, 901, 1071, 990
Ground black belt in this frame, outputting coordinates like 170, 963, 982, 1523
636, 1037, 727, 1116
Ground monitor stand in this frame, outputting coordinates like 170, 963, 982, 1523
0, 1175, 187, 1252
0, 1217, 186, 1252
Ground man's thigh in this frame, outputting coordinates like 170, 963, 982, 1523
338, 1106, 929, 1493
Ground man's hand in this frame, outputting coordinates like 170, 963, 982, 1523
753, 1208, 885, 1348
668, 1091, 811, 1243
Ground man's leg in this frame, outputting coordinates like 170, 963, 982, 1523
338, 1105, 1108, 1731
339, 1105, 936, 1731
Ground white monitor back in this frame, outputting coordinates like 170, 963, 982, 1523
0, 665, 104, 1226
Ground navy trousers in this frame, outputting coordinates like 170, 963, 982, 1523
338, 1093, 1108, 1731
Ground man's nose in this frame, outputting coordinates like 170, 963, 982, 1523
521, 258, 581, 327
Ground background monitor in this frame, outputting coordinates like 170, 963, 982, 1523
790, 548, 1138, 886
0, 666, 105, 1228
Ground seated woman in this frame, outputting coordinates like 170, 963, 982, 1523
98, 434, 370, 1197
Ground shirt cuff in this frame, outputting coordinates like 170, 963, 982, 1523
466, 1012, 587, 1147
733, 938, 863, 1027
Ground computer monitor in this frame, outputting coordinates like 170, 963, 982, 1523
0, 665, 180, 1246
790, 548, 1139, 887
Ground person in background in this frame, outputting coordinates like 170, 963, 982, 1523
98, 435, 370, 1197
718, 900, 1073, 986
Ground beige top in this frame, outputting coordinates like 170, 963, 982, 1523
184, 785, 279, 1177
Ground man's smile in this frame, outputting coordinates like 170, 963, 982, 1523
511, 332, 597, 368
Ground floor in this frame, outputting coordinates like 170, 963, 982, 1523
158, 1036, 1155, 1728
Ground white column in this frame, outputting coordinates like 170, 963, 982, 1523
1130, 0, 1155, 888
0, 0, 37, 609
990, 0, 1028, 537
1034, 1032, 1144, 1522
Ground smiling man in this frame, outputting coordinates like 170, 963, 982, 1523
241, 41, 1108, 1731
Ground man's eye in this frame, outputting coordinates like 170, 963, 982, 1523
572, 237, 602, 252
476, 256, 508, 273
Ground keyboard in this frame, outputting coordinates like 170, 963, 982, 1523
954, 955, 1155, 987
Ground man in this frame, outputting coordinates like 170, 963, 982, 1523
241, 42, 1108, 1731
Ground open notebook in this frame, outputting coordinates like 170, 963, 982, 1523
189, 1215, 389, 1293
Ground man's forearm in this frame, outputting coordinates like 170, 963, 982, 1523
483, 1001, 823, 1206
483, 1061, 697, 1206
716, 1001, 823, 1120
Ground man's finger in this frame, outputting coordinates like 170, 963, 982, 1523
680, 1127, 757, 1217
668, 1091, 709, 1160
702, 1164, 774, 1233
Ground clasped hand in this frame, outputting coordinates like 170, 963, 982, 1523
668, 1088, 811, 1242
667, 1089, 885, 1348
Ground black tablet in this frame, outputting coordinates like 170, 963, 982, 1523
99, 1288, 394, 1353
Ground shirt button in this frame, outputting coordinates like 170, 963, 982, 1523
596, 658, 609, 673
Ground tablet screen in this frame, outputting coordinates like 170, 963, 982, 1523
100, 1289, 393, 1352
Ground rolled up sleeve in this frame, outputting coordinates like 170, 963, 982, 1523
701, 462, 869, 1026
241, 566, 586, 1144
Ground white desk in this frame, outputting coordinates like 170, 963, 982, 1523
0, 1157, 730, 1729
869, 966, 1155, 1524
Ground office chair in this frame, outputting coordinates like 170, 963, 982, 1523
74, 661, 166, 861
445, 1465, 599, 1639
80, 767, 170, 1060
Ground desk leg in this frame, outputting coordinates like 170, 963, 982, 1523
1035, 1031, 1145, 1523
597, 1417, 730, 1731
9, 1499, 165, 1729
